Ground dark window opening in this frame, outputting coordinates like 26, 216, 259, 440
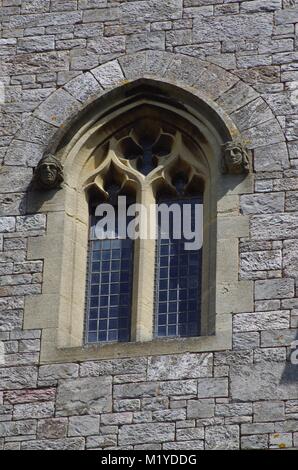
154, 174, 203, 338
85, 186, 135, 344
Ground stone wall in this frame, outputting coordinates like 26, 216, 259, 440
0, 0, 298, 450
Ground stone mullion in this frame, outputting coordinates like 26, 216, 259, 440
131, 183, 157, 343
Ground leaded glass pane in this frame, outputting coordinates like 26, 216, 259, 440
85, 213, 134, 344
154, 196, 203, 338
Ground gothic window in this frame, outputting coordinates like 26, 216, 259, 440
83, 115, 207, 344
24, 81, 245, 362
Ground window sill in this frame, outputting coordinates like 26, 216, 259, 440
39, 314, 232, 364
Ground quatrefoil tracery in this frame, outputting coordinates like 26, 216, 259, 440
82, 120, 206, 199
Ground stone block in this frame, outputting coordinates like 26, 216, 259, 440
193, 64, 238, 100
126, 32, 165, 54
240, 250, 281, 274
285, 192, 298, 212
4, 387, 55, 404
233, 332, 260, 350
64, 72, 101, 103
113, 399, 140, 413
163, 54, 207, 87
68, 415, 100, 436
216, 80, 258, 114
216, 403, 252, 418
113, 382, 157, 399
147, 353, 212, 380
0, 420, 36, 438
152, 409, 186, 422
5, 140, 44, 167
17, 35, 55, 53
86, 434, 117, 449
197, 378, 228, 398
254, 401, 285, 422
101, 412, 132, 426
118, 423, 175, 446
187, 399, 215, 419
88, 35, 125, 55
10, 11, 81, 29
16, 214, 46, 232
283, 240, 298, 278
270, 432, 293, 449
163, 440, 204, 450
217, 281, 253, 314
159, 380, 197, 396
241, 434, 269, 449
241, 192, 284, 215
261, 328, 298, 347
121, 0, 183, 23
243, 119, 285, 149
193, 13, 273, 42
39, 363, 79, 382
37, 418, 68, 439
21, 438, 85, 450
205, 425, 240, 450
231, 363, 298, 401
217, 216, 249, 239
233, 311, 290, 332
80, 357, 147, 377
34, 88, 81, 127
275, 9, 298, 25
0, 217, 15, 233
0, 366, 37, 390
231, 98, 274, 132
0, 166, 32, 194
17, 116, 57, 147
240, 0, 281, 13
251, 213, 298, 240
176, 427, 204, 441
91, 60, 124, 89
13, 402, 54, 420
255, 279, 294, 300
56, 377, 112, 416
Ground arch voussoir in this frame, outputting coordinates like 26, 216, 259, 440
4, 50, 289, 170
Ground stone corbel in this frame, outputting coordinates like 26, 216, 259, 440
32, 154, 64, 190
222, 140, 250, 175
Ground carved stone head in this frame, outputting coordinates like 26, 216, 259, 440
222, 141, 250, 175
33, 154, 64, 189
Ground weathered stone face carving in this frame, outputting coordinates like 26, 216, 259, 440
222, 141, 250, 175
33, 154, 64, 189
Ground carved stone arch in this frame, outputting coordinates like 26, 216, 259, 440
17, 51, 287, 363
5, 50, 289, 174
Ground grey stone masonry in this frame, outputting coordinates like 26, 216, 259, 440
0, 0, 297, 451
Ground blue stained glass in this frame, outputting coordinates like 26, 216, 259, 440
92, 251, 101, 261
108, 331, 117, 341
88, 332, 97, 342
159, 291, 167, 302
91, 285, 99, 296
85, 213, 134, 344
90, 297, 99, 308
169, 290, 177, 301
111, 272, 120, 282
154, 196, 203, 338
92, 262, 100, 272
110, 284, 119, 294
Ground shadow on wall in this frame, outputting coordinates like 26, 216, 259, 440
281, 329, 298, 384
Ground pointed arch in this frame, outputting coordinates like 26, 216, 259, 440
21, 61, 260, 363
